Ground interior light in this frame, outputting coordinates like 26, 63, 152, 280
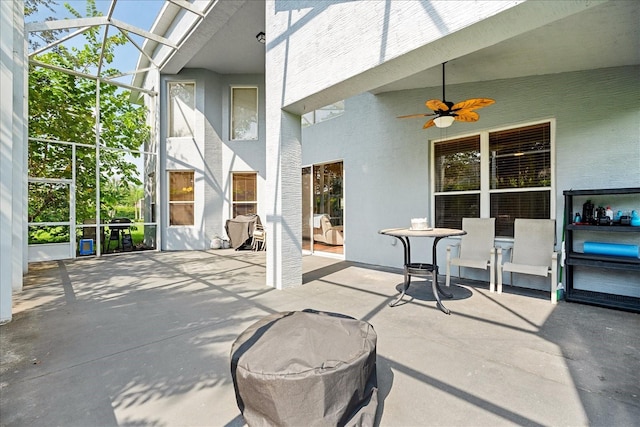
434, 115, 455, 128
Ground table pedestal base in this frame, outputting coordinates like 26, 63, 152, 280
389, 262, 453, 314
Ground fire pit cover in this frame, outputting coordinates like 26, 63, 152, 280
230, 309, 378, 426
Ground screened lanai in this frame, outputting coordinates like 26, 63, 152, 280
25, 0, 214, 260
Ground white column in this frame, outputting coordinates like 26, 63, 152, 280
1, 0, 26, 323
14, 0, 27, 286
265, 110, 302, 289
265, 1, 302, 289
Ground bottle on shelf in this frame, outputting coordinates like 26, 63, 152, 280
615, 210, 622, 222
574, 212, 581, 224
582, 200, 594, 224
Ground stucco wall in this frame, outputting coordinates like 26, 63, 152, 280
220, 74, 267, 229
160, 69, 266, 250
302, 65, 640, 292
269, 0, 523, 112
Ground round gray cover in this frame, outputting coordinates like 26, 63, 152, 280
230, 309, 378, 426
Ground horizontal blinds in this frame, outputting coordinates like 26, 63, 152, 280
169, 171, 194, 202
434, 135, 481, 192
233, 173, 257, 202
489, 122, 550, 189
435, 193, 480, 229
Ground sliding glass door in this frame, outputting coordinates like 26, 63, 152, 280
302, 161, 344, 256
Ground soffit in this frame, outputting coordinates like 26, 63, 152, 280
165, 0, 637, 99
370, 0, 640, 94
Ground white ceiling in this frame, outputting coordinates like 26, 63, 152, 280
182, 0, 266, 74
177, 0, 638, 92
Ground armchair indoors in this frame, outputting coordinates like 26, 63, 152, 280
497, 218, 559, 304
446, 218, 496, 292
313, 214, 344, 246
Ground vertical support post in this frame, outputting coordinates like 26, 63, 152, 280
0, 0, 26, 323
95, 80, 101, 255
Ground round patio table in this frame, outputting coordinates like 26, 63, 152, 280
379, 227, 466, 314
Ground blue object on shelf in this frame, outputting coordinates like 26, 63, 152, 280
79, 238, 94, 255
583, 241, 639, 258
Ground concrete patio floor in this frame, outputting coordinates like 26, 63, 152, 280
1, 250, 639, 426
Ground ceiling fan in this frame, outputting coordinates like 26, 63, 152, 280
398, 62, 495, 129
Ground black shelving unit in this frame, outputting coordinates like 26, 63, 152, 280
563, 187, 640, 312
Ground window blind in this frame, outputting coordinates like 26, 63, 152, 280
433, 135, 480, 192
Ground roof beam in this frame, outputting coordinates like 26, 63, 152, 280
29, 26, 92, 57
168, 0, 206, 17
26, 14, 176, 50
103, 67, 155, 81
110, 18, 178, 49
26, 17, 107, 32
117, 28, 159, 68
30, 59, 158, 96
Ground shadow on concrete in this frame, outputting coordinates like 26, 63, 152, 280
1, 252, 638, 426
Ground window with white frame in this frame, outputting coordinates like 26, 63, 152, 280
433, 121, 553, 237
301, 101, 345, 128
231, 87, 258, 140
232, 172, 257, 217
168, 171, 194, 226
168, 82, 195, 138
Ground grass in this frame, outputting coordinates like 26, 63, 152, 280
30, 223, 155, 252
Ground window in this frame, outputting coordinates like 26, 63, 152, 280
302, 101, 345, 127
169, 171, 194, 226
433, 121, 553, 237
232, 172, 257, 217
168, 82, 195, 137
231, 87, 258, 140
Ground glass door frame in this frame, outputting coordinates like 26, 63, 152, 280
302, 160, 344, 258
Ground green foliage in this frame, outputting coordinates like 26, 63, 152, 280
25, 0, 67, 51
114, 205, 136, 220
28, 0, 150, 243
29, 226, 70, 244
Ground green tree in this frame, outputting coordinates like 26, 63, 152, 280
25, 0, 67, 51
28, 0, 149, 235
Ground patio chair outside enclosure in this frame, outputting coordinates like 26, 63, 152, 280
445, 218, 496, 291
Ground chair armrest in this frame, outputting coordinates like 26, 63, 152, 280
446, 243, 461, 254
498, 244, 513, 262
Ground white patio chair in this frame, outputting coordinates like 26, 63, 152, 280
497, 218, 559, 304
252, 223, 266, 251
446, 218, 496, 292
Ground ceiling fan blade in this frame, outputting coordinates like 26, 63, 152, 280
454, 110, 479, 122
423, 118, 436, 129
397, 112, 436, 119
451, 98, 495, 111
426, 99, 449, 112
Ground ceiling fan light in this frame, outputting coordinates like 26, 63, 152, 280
434, 115, 455, 128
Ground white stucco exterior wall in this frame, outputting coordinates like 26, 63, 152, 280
162, 75, 207, 250
263, 0, 611, 290
301, 65, 640, 293
159, 69, 266, 249
270, 0, 605, 114
265, 1, 303, 287
220, 74, 267, 229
